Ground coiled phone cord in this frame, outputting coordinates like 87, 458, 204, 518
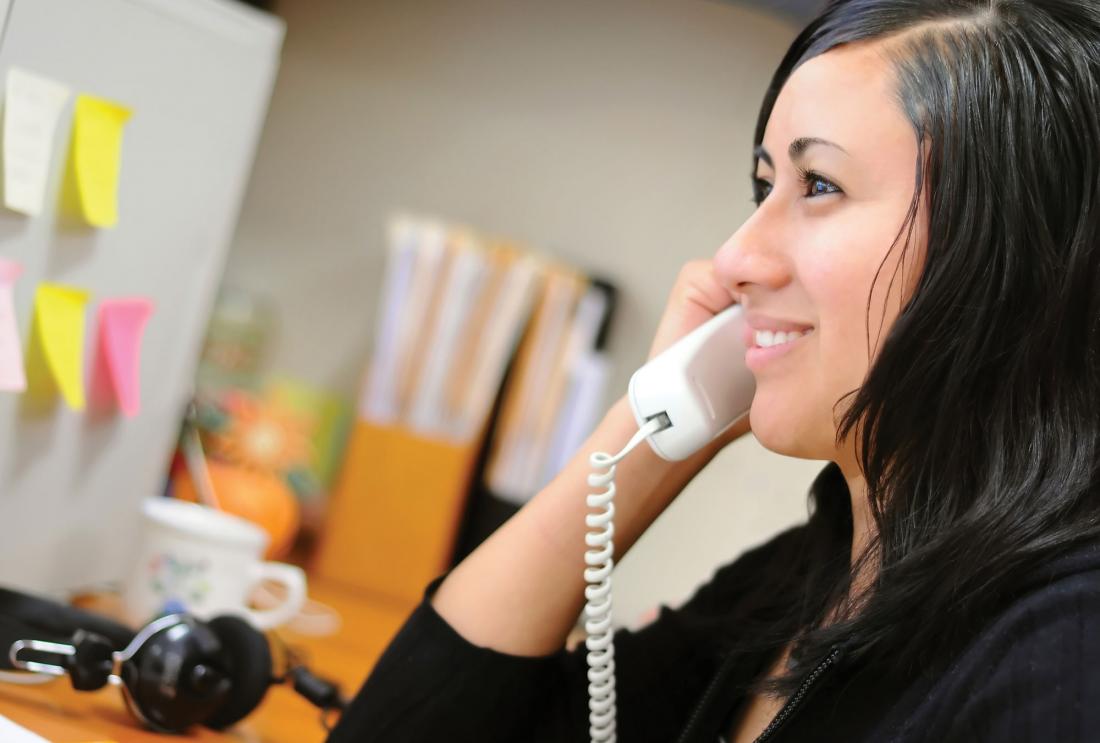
584, 413, 672, 743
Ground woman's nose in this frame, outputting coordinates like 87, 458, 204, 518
712, 210, 791, 300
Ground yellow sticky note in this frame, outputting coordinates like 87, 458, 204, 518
73, 94, 131, 228
31, 283, 90, 410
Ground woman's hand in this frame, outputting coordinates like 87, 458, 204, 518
644, 259, 753, 447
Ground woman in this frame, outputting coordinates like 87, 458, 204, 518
329, 0, 1100, 740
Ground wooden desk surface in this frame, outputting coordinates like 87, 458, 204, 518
0, 579, 415, 742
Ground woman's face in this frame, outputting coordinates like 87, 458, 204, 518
713, 41, 927, 467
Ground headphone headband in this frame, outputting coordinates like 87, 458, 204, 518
0, 587, 134, 650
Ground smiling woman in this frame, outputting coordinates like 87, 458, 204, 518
712, 0, 1100, 736
328, 2, 1100, 742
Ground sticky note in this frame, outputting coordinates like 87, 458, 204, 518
72, 94, 131, 227
31, 283, 90, 410
3, 67, 71, 216
97, 298, 152, 417
0, 259, 25, 392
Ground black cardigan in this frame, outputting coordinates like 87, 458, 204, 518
327, 524, 1100, 742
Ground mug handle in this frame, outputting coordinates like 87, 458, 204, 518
245, 561, 307, 630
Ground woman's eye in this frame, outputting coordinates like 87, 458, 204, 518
797, 167, 842, 199
750, 170, 842, 207
751, 177, 772, 206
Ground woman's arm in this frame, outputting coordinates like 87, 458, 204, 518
430, 391, 733, 656
430, 259, 748, 657
326, 391, 753, 743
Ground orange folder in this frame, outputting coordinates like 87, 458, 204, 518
312, 419, 483, 608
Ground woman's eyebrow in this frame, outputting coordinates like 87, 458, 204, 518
753, 137, 850, 168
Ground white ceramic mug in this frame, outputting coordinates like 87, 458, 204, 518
122, 497, 307, 630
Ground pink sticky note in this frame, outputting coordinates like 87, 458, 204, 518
0, 259, 26, 392
97, 297, 153, 416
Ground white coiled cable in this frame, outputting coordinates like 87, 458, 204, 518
584, 414, 671, 743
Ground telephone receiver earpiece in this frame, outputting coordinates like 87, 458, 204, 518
0, 587, 342, 733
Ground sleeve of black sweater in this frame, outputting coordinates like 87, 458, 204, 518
940, 569, 1100, 742
326, 525, 806, 743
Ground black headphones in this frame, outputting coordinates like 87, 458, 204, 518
0, 587, 346, 734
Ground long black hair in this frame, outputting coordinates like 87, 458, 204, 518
739, 0, 1100, 696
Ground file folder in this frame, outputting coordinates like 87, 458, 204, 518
312, 418, 484, 607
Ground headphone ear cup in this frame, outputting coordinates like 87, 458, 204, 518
201, 615, 273, 730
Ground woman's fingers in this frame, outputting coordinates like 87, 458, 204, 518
644, 260, 753, 446
646, 260, 739, 361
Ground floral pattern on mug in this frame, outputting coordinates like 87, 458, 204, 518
147, 552, 212, 608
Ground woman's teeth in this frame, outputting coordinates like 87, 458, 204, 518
755, 328, 813, 348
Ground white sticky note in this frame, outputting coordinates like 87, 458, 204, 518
0, 713, 48, 742
4, 67, 71, 216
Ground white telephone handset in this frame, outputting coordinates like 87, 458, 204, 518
628, 303, 754, 460
583, 303, 754, 743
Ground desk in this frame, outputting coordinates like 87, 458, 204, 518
0, 579, 414, 742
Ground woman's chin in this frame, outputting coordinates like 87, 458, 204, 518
748, 400, 818, 459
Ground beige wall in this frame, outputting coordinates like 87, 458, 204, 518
228, 0, 830, 627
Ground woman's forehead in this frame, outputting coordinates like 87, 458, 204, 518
760, 43, 913, 174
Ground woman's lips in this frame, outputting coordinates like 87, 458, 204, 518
745, 328, 814, 371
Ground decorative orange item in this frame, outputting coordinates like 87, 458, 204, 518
174, 459, 300, 559
204, 390, 314, 473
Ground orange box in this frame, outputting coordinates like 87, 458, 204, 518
312, 420, 482, 608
